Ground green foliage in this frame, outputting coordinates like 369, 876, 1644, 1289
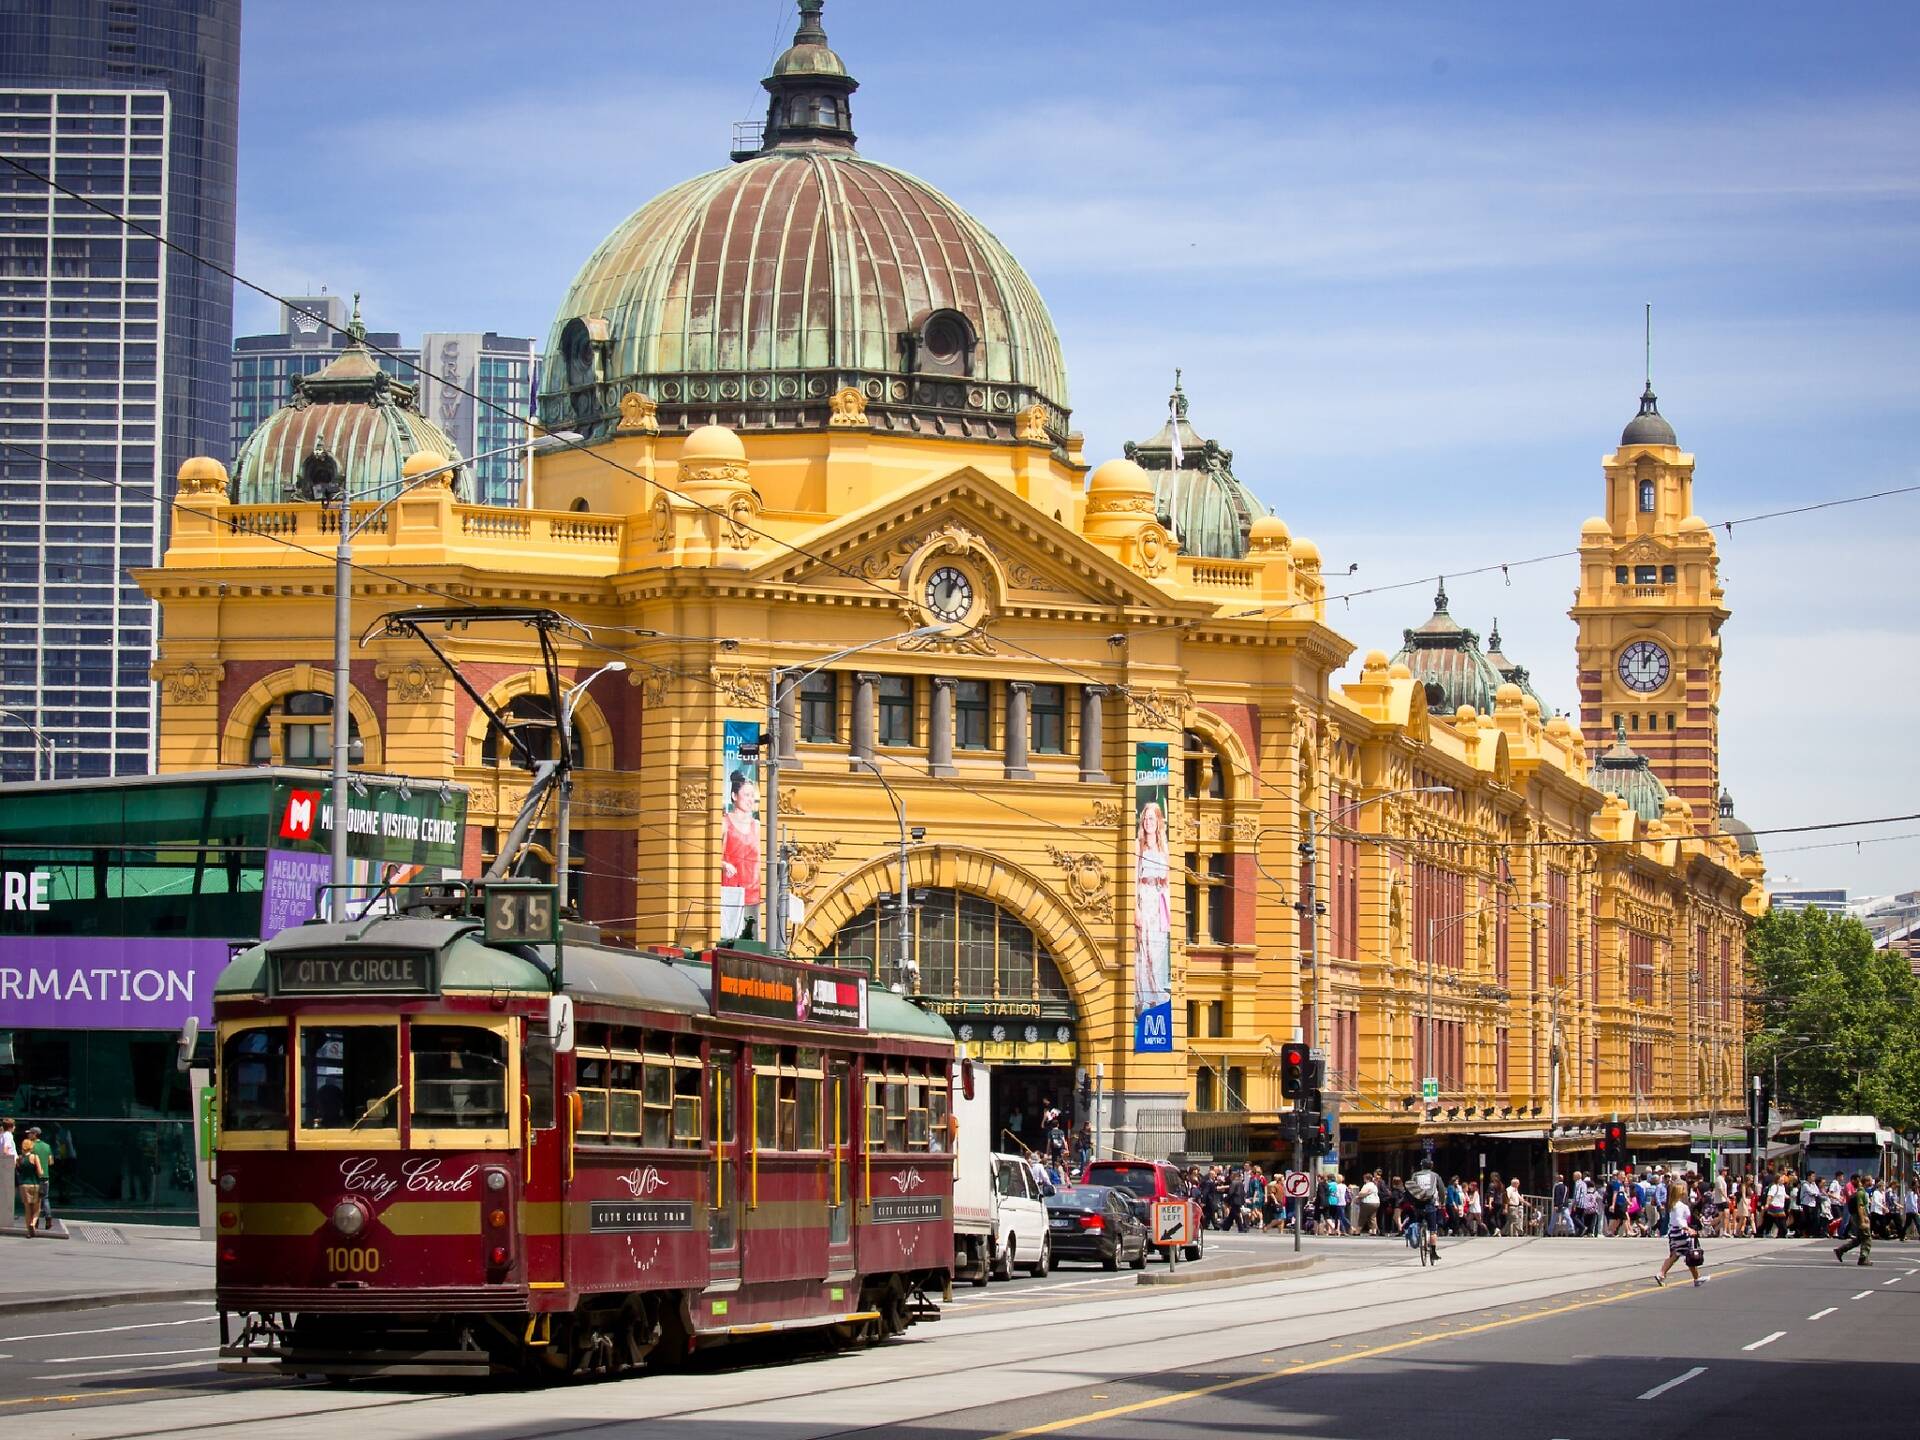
1746, 906, 1920, 1131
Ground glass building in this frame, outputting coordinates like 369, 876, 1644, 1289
0, 1, 242, 783
232, 299, 538, 509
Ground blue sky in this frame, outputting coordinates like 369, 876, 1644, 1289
235, 1, 1920, 895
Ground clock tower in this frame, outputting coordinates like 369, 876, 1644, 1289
1570, 379, 1729, 828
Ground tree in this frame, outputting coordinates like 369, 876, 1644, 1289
1746, 906, 1920, 1131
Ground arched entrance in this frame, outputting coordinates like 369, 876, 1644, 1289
805, 851, 1094, 1155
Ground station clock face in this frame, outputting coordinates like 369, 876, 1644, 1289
1617, 640, 1671, 694
923, 565, 975, 624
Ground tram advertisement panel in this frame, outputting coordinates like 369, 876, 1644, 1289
1132, 741, 1172, 1052
720, 719, 761, 943
712, 949, 867, 1029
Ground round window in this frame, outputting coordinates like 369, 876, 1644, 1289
923, 314, 967, 361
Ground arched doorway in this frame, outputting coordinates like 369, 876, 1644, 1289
819, 886, 1079, 1154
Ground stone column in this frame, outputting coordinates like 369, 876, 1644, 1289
850, 671, 878, 770
928, 677, 957, 778
1079, 685, 1107, 782
1004, 681, 1033, 779
777, 679, 800, 768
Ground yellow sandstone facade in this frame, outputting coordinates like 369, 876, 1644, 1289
138, 3, 1756, 1171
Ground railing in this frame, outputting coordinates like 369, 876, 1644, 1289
225, 507, 301, 536
551, 516, 621, 545
205, 501, 625, 557
461, 510, 531, 539
1182, 1111, 1250, 1163
1184, 559, 1258, 591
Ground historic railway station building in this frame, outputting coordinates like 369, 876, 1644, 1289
139, 3, 1763, 1174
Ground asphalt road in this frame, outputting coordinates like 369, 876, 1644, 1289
1, 1236, 1907, 1437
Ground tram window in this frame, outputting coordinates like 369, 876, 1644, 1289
755, 1071, 778, 1150
928, 1076, 950, 1149
221, 1025, 288, 1132
672, 1064, 702, 1148
577, 1050, 610, 1137
608, 1051, 643, 1139
524, 1032, 556, 1130
409, 1024, 508, 1130
643, 1054, 673, 1148
885, 1077, 908, 1152
299, 1024, 398, 1133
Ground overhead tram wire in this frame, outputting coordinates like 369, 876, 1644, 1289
11, 155, 1909, 860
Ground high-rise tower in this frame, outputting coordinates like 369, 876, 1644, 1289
1570, 373, 1729, 825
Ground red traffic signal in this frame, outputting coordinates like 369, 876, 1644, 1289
1280, 1041, 1310, 1099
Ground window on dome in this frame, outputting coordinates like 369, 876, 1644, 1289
912, 309, 976, 378
814, 96, 839, 126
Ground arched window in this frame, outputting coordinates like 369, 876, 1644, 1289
1182, 729, 1224, 799
1638, 479, 1656, 513
821, 887, 1071, 1002
483, 694, 582, 769
249, 690, 361, 768
815, 96, 839, 125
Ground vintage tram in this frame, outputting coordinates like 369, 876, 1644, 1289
212, 896, 955, 1379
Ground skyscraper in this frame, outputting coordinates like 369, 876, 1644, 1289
0, 1, 241, 780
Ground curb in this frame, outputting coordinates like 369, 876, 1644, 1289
0, 1287, 216, 1318
1138, 1255, 1320, 1287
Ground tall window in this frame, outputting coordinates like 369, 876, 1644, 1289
1627, 931, 1655, 1004
1630, 1039, 1654, 1097
822, 888, 1070, 1003
1332, 1009, 1358, 1092
1719, 936, 1731, 1019
1547, 870, 1569, 986
483, 693, 579, 768
1639, 479, 1656, 512
1030, 684, 1065, 754
877, 675, 914, 746
954, 680, 990, 750
249, 690, 362, 768
800, 671, 838, 743
1494, 1027, 1510, 1091
1494, 898, 1510, 988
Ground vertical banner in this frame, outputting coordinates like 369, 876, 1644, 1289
719, 719, 762, 943
1132, 741, 1172, 1052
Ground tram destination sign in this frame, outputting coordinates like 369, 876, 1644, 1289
711, 950, 868, 1030
271, 949, 436, 996
588, 1200, 696, 1233
869, 1195, 945, 1224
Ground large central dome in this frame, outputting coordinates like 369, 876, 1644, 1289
538, 2, 1069, 447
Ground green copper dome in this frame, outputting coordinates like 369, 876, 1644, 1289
538, 2, 1070, 446
1589, 722, 1671, 823
1391, 580, 1507, 717
1123, 374, 1267, 560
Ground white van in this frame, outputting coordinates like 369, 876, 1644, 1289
950, 1058, 1053, 1281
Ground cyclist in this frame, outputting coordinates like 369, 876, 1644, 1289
1407, 1157, 1445, 1262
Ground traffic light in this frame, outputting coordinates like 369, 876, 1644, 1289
1296, 1109, 1322, 1152
1304, 1054, 1326, 1095
1309, 1113, 1334, 1158
1603, 1120, 1627, 1167
1280, 1041, 1310, 1099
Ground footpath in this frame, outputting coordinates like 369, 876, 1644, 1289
0, 1218, 214, 1315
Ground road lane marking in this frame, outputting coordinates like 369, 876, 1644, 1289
976, 1265, 1746, 1440
1638, 1366, 1706, 1400
1851, 1290, 1873, 1300
30, 1358, 217, 1382
1742, 1332, 1785, 1351
47, 1346, 218, 1364
1880, 1276, 1901, 1286
1809, 1307, 1837, 1319
0, 1387, 151, 1409
0, 1315, 212, 1344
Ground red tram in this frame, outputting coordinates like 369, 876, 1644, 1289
212, 903, 955, 1379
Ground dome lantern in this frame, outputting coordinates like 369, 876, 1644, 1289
739, 0, 858, 158
1122, 371, 1268, 560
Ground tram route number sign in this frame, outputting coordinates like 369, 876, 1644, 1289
588, 1201, 695, 1233
1282, 1170, 1312, 1200
1152, 1199, 1192, 1246
485, 883, 559, 945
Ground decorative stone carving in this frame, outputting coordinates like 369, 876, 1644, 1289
638, 670, 673, 707
678, 767, 710, 813
1127, 687, 1190, 731
710, 667, 767, 708
1085, 800, 1128, 828
1044, 845, 1113, 922
1014, 404, 1049, 443
175, 457, 228, 496
778, 789, 807, 816
723, 491, 760, 550
1389, 873, 1409, 956
615, 391, 659, 435
1006, 559, 1068, 594
156, 660, 222, 706
1085, 493, 1155, 516
682, 454, 749, 488
1132, 522, 1172, 578
827, 386, 869, 427
651, 495, 675, 551
378, 658, 438, 705
898, 621, 995, 657
787, 838, 840, 896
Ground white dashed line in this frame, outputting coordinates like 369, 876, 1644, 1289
1742, 1331, 1786, 1351
1808, 1307, 1837, 1320
0, 1314, 212, 1344
1851, 1290, 1874, 1300
1881, 1276, 1901, 1286
47, 1345, 218, 1364
31, 1358, 216, 1381
1638, 1366, 1707, 1400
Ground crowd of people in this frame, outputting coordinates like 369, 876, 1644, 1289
1182, 1162, 1540, 1237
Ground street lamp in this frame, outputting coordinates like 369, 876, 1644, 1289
315, 430, 581, 891
761, 626, 946, 953
554, 660, 626, 916
853, 755, 925, 991
0, 708, 55, 780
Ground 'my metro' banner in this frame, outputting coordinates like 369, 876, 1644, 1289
1132, 742, 1172, 1052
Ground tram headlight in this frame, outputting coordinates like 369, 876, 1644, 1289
218, 1172, 237, 1193
484, 1168, 508, 1192
331, 1199, 369, 1237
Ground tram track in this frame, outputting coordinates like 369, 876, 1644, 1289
39, 1234, 1681, 1440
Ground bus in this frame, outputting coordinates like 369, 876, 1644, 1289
1797, 1115, 1915, 1187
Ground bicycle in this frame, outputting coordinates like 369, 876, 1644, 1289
1405, 1216, 1437, 1265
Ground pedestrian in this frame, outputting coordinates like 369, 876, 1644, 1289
1486, 1171, 1506, 1235
1762, 1171, 1791, 1238
1868, 1176, 1890, 1240
1899, 1182, 1918, 1242
14, 1125, 46, 1236
1356, 1171, 1380, 1236
1506, 1174, 1525, 1236
1654, 1181, 1705, 1287
1465, 1180, 1485, 1236
1836, 1174, 1875, 1266
1550, 1171, 1570, 1236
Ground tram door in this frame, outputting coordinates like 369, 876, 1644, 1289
742, 1044, 829, 1283
826, 1059, 854, 1275
707, 1050, 739, 1286
523, 1020, 567, 1292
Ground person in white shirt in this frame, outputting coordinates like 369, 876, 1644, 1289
1355, 1173, 1381, 1235
0, 1117, 16, 1161
1655, 1189, 1704, 1287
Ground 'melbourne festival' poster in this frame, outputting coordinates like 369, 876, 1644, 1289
1132, 741, 1172, 1052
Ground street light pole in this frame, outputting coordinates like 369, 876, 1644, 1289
761, 626, 945, 954
320, 431, 581, 896
854, 756, 923, 990
0, 708, 55, 781
555, 660, 627, 917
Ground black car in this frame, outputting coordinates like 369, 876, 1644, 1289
1043, 1184, 1150, 1270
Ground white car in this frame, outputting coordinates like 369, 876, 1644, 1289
988, 1151, 1052, 1279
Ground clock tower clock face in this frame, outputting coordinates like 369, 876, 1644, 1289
1617, 640, 1671, 694
923, 565, 975, 624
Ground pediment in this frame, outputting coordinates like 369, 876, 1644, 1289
750, 467, 1194, 615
